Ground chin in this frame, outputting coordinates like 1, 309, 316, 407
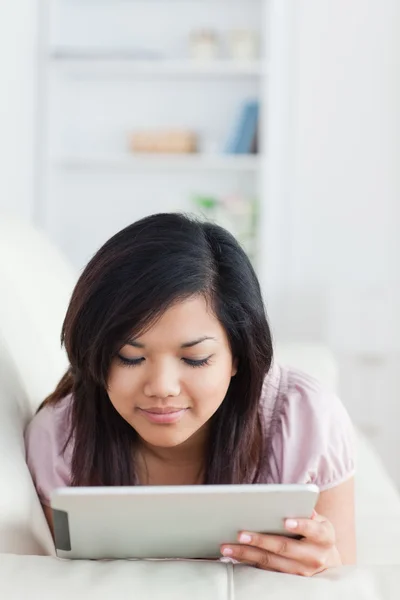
149, 437, 187, 449
137, 427, 196, 449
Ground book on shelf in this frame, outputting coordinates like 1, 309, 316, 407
225, 100, 259, 155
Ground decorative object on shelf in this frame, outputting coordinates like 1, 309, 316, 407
227, 30, 259, 61
189, 29, 220, 61
192, 194, 219, 214
225, 100, 260, 155
191, 192, 258, 261
129, 130, 198, 154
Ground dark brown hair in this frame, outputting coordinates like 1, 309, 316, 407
43, 213, 273, 486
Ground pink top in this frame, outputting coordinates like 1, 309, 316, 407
24, 363, 356, 506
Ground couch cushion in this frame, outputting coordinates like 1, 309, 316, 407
0, 556, 400, 600
0, 214, 76, 414
0, 555, 229, 600
355, 433, 400, 565
0, 336, 54, 555
233, 563, 400, 599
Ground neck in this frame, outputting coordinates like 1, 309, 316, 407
138, 424, 208, 467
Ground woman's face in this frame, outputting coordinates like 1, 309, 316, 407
107, 296, 237, 450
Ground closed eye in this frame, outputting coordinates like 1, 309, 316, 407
117, 355, 144, 367
183, 356, 212, 368
116, 356, 212, 368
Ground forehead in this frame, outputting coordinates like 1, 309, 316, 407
136, 296, 226, 342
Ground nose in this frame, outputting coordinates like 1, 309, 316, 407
143, 362, 181, 399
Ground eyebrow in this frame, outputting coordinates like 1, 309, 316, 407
126, 336, 216, 349
180, 336, 216, 348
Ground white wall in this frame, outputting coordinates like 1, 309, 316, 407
272, 0, 400, 482
299, 0, 397, 320
0, 0, 38, 221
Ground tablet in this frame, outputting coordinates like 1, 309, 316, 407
51, 484, 319, 560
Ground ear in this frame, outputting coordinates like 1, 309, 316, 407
231, 358, 238, 377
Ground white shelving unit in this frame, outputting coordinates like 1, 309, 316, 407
55, 153, 261, 172
50, 56, 265, 78
37, 0, 272, 271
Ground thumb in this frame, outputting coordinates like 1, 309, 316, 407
311, 509, 328, 523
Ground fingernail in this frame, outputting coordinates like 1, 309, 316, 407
285, 519, 298, 530
221, 547, 233, 557
239, 533, 252, 543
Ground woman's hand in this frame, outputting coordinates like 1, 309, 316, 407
220, 511, 342, 577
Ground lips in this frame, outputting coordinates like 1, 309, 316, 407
138, 407, 188, 425
142, 408, 186, 414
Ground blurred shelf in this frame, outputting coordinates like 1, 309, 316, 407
49, 55, 264, 78
55, 153, 262, 172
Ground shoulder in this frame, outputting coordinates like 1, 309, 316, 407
260, 363, 356, 490
272, 364, 352, 434
24, 395, 73, 506
25, 395, 72, 448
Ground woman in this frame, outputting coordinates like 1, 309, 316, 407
25, 213, 356, 575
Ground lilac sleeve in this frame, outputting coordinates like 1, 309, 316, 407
269, 368, 356, 491
24, 399, 72, 506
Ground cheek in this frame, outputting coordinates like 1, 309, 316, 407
107, 365, 140, 410
187, 363, 232, 412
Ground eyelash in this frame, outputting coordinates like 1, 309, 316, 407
116, 355, 212, 369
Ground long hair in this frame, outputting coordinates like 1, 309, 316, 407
43, 213, 273, 486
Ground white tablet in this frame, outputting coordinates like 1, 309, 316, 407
51, 484, 319, 560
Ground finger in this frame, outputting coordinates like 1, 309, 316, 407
234, 532, 328, 569
284, 515, 335, 546
220, 544, 318, 577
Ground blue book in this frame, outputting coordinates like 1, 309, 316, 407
236, 101, 259, 154
224, 102, 251, 154
225, 101, 260, 154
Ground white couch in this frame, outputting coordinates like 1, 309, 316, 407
1, 214, 400, 599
